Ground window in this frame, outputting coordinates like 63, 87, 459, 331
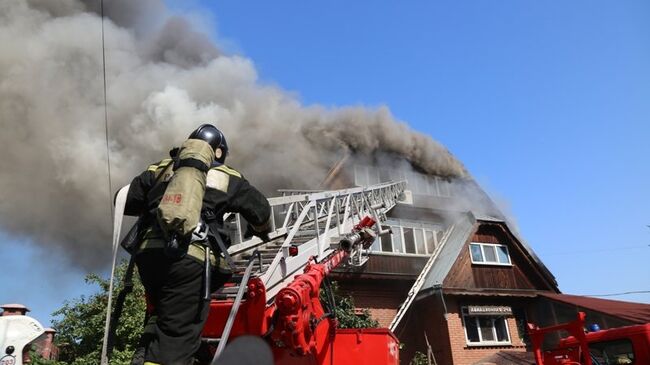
374, 221, 443, 255
426, 176, 437, 195
379, 169, 392, 183
589, 339, 635, 365
392, 227, 404, 253
403, 228, 416, 253
354, 165, 368, 186
414, 229, 425, 254
437, 177, 451, 197
379, 225, 393, 252
470, 243, 512, 265
414, 174, 427, 194
462, 307, 511, 346
368, 169, 380, 185
425, 230, 435, 253
370, 235, 381, 251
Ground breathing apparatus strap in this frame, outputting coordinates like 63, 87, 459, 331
175, 157, 210, 173
120, 161, 173, 254
202, 210, 237, 271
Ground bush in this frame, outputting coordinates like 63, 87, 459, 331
409, 351, 429, 365
320, 281, 379, 329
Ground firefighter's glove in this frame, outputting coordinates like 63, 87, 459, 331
258, 232, 271, 243
245, 224, 271, 243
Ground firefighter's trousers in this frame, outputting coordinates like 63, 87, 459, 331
135, 249, 211, 365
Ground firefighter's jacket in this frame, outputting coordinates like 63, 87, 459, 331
124, 158, 271, 262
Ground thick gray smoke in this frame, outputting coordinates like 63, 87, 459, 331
0, 0, 466, 269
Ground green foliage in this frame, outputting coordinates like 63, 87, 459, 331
29, 349, 59, 365
44, 261, 146, 365
320, 281, 379, 329
409, 351, 429, 365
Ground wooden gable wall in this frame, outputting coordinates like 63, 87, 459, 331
443, 222, 556, 292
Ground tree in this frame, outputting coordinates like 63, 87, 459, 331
32, 261, 146, 365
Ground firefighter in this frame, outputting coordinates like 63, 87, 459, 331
124, 124, 272, 365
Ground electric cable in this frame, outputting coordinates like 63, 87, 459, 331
100, 0, 113, 218
99, 0, 117, 363
582, 290, 650, 298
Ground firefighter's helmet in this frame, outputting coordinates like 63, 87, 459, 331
189, 124, 228, 163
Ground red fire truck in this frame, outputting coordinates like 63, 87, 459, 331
527, 312, 650, 365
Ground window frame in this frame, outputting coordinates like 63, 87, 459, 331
461, 306, 512, 347
414, 228, 425, 254
403, 227, 416, 254
424, 230, 436, 254
469, 242, 512, 266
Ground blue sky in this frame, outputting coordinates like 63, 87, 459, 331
182, 1, 650, 297
2, 1, 649, 326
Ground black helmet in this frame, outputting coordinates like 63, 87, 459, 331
188, 124, 228, 163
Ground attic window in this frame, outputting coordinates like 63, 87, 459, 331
470, 243, 511, 266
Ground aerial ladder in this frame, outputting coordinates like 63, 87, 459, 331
106, 180, 407, 365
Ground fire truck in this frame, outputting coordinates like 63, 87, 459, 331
102, 180, 408, 364
527, 312, 650, 365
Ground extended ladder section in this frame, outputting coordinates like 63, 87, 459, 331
218, 181, 407, 302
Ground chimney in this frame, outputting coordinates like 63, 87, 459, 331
40, 328, 57, 360
0, 303, 30, 316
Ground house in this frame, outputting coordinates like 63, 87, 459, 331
328, 163, 648, 365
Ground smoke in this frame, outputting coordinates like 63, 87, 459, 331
0, 0, 467, 269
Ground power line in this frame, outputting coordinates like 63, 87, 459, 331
101, 0, 113, 219
582, 290, 650, 298
99, 0, 114, 364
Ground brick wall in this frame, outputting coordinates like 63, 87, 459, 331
337, 280, 535, 365
398, 296, 454, 365
446, 296, 529, 365
397, 296, 529, 365
356, 295, 401, 328
336, 279, 411, 328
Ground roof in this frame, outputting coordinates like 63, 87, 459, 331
472, 215, 557, 288
419, 212, 558, 293
0, 303, 30, 312
420, 212, 476, 291
540, 293, 650, 324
